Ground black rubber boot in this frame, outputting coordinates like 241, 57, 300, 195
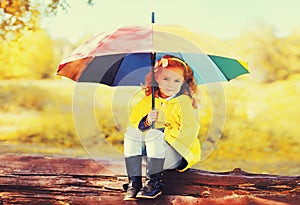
124, 176, 143, 201
123, 156, 142, 201
136, 157, 165, 199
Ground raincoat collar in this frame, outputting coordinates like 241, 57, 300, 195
159, 94, 176, 101
157, 89, 183, 102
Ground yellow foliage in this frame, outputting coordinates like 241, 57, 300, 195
0, 80, 80, 149
198, 80, 300, 175
228, 26, 300, 82
1, 0, 93, 39
0, 79, 299, 175
0, 30, 55, 79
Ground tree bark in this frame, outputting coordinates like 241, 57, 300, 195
0, 154, 299, 205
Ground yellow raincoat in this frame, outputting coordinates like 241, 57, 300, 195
129, 94, 201, 171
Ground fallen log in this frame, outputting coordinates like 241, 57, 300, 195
0, 154, 299, 205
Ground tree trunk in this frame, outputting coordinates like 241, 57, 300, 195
0, 154, 299, 205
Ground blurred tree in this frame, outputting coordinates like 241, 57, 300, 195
0, 0, 94, 39
229, 24, 300, 82
0, 29, 55, 79
0, 0, 94, 79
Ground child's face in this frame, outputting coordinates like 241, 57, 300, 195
156, 67, 184, 98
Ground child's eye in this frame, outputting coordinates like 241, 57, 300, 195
163, 78, 169, 81
175, 80, 181, 83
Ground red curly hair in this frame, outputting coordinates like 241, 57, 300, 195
144, 55, 199, 108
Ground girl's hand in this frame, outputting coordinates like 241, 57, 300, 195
146, 110, 158, 125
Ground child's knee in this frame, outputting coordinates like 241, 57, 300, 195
125, 126, 144, 141
144, 129, 164, 143
145, 129, 165, 158
124, 127, 144, 157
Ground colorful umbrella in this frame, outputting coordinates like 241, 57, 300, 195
57, 20, 249, 109
57, 25, 249, 83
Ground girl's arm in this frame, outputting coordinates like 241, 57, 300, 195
129, 96, 151, 128
138, 110, 158, 131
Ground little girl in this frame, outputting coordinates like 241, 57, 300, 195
123, 55, 201, 200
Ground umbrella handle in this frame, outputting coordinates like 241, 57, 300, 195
151, 12, 156, 128
152, 11, 155, 23
151, 52, 156, 128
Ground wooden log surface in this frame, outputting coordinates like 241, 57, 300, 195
0, 154, 299, 205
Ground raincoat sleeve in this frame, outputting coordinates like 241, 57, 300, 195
138, 116, 151, 131
129, 96, 151, 129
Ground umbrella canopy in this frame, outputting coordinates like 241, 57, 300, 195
57, 24, 249, 87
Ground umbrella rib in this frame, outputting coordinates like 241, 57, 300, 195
105, 55, 126, 85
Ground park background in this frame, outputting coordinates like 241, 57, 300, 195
0, 0, 299, 176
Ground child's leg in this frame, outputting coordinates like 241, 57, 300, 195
137, 129, 165, 199
124, 126, 144, 157
143, 129, 183, 170
144, 129, 165, 182
163, 142, 184, 170
123, 127, 144, 201
144, 129, 165, 158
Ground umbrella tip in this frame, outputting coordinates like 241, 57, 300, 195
152, 11, 155, 24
